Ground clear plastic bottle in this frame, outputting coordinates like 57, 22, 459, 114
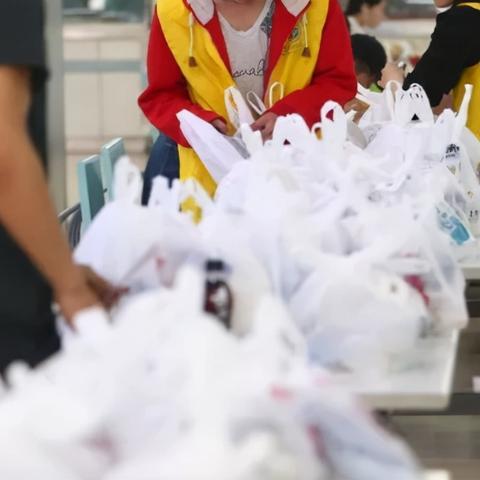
204, 259, 233, 329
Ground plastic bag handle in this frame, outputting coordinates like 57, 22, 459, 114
453, 84, 473, 142
311, 122, 322, 135
384, 80, 401, 121
224, 87, 255, 130
246, 82, 285, 117
268, 82, 284, 109
271, 114, 311, 148
240, 123, 263, 155
246, 91, 267, 117
113, 156, 142, 204
406, 83, 434, 124
356, 82, 374, 106
147, 175, 169, 208
320, 101, 347, 146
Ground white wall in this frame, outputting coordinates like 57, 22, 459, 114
63, 22, 149, 204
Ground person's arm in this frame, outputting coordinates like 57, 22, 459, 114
138, 9, 226, 146
266, 0, 357, 126
0, 66, 99, 323
403, 8, 476, 107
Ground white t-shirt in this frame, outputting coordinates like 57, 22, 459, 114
219, 0, 274, 100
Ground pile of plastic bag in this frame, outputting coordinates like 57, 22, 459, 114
0, 267, 422, 480
2, 81, 477, 479
73, 83, 475, 373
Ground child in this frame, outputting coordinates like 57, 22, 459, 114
139, 0, 356, 199
382, 0, 480, 139
351, 33, 387, 90
345, 0, 386, 35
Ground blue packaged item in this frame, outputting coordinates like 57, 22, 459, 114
436, 201, 474, 246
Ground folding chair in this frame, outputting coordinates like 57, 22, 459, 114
77, 154, 105, 231
100, 137, 126, 201
58, 203, 82, 249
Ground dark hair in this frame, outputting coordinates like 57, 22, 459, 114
351, 34, 387, 83
345, 0, 384, 16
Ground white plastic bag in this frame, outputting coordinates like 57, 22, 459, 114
290, 264, 427, 372
177, 109, 248, 183
75, 162, 202, 291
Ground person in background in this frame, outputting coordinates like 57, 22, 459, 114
0, 0, 118, 374
343, 34, 386, 121
139, 0, 357, 204
345, 0, 386, 35
381, 0, 480, 139
351, 34, 387, 90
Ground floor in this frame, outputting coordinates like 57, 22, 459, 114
424, 460, 480, 480
391, 416, 480, 480
393, 311, 480, 480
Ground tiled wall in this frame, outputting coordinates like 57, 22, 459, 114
63, 22, 150, 203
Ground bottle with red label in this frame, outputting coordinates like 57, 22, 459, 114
204, 259, 233, 330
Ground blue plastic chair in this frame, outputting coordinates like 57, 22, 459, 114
77, 154, 105, 231
101, 137, 126, 201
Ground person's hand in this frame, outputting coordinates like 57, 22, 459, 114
55, 266, 127, 327
379, 62, 405, 88
79, 265, 128, 309
55, 277, 101, 327
344, 98, 370, 124
433, 94, 453, 116
251, 112, 278, 142
212, 118, 228, 134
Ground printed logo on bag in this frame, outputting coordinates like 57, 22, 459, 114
445, 144, 460, 157
469, 209, 479, 224
442, 143, 461, 175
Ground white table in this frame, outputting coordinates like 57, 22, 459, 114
334, 331, 459, 410
462, 261, 480, 281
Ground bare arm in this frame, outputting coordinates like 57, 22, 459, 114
0, 66, 98, 322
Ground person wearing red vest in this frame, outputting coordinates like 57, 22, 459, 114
139, 0, 356, 201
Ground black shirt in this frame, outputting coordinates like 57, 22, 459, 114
0, 0, 48, 164
0, 0, 58, 370
404, 1, 480, 106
